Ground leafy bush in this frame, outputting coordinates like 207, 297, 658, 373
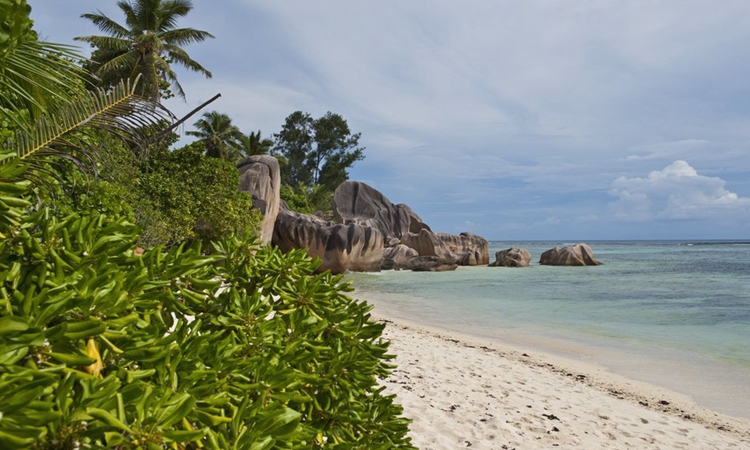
63, 137, 262, 249
280, 183, 334, 218
0, 152, 415, 448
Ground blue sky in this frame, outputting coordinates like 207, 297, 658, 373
32, 1, 750, 240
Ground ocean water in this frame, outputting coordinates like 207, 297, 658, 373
345, 241, 750, 420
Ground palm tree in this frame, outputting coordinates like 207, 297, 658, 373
237, 130, 273, 158
75, 0, 214, 102
186, 111, 242, 161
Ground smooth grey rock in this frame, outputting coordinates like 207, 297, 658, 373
382, 244, 420, 270
539, 243, 602, 266
408, 256, 458, 272
401, 229, 489, 266
237, 155, 281, 244
332, 181, 410, 241
489, 248, 532, 267
397, 203, 432, 234
437, 232, 490, 266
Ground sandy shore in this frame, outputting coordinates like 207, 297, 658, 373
376, 315, 750, 449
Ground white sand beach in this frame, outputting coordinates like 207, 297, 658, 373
376, 315, 750, 449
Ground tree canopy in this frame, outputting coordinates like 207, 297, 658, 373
273, 110, 364, 192
186, 110, 242, 161
75, 0, 213, 102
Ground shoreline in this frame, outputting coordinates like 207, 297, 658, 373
350, 276, 750, 421
368, 309, 750, 449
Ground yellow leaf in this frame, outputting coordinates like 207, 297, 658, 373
84, 338, 104, 378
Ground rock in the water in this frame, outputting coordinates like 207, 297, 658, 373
272, 207, 384, 274
489, 248, 532, 267
401, 229, 489, 266
437, 232, 490, 265
539, 243, 602, 266
237, 155, 281, 244
408, 256, 458, 272
382, 244, 420, 270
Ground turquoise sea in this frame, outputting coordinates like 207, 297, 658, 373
346, 241, 750, 420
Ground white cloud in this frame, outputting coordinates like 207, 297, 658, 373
609, 160, 750, 221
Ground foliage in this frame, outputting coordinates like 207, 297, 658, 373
133, 142, 260, 247
75, 0, 214, 102
8, 78, 174, 175
0, 148, 414, 449
238, 130, 273, 158
0, 0, 84, 126
280, 183, 334, 218
186, 110, 242, 161
273, 111, 364, 192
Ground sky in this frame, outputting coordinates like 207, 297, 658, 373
31, 1, 750, 241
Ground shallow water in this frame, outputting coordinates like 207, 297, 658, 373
346, 241, 750, 419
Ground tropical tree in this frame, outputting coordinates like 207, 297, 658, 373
75, 0, 213, 102
238, 129, 273, 158
186, 110, 242, 160
273, 110, 364, 192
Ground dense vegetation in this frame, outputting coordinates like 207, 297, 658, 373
0, 0, 414, 448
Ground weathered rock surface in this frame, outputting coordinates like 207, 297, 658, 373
408, 256, 458, 272
539, 243, 602, 266
382, 244, 420, 270
272, 207, 384, 274
490, 248, 532, 267
237, 155, 281, 244
258, 176, 489, 273
330, 181, 488, 270
332, 181, 410, 241
398, 203, 432, 234
401, 230, 489, 266
437, 232, 489, 266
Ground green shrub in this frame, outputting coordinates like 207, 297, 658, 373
0, 153, 414, 449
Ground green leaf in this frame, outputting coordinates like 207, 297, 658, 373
156, 393, 195, 428
0, 316, 28, 335
163, 428, 207, 443
46, 351, 96, 366
62, 319, 106, 340
86, 407, 132, 432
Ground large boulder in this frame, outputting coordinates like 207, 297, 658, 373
539, 243, 602, 266
408, 256, 458, 272
237, 155, 281, 244
272, 207, 384, 274
398, 203, 432, 234
382, 244, 419, 270
437, 232, 489, 265
489, 248, 532, 267
401, 230, 489, 266
332, 181, 410, 241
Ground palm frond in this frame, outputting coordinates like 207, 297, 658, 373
5, 78, 175, 171
159, 2, 193, 31
79, 12, 130, 38
161, 28, 215, 46
74, 35, 132, 53
164, 44, 212, 78
0, 40, 84, 125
